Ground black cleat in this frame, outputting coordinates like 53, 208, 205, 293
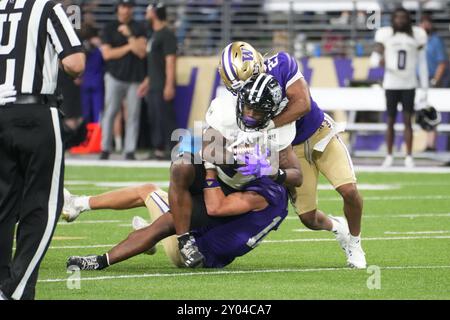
178, 234, 205, 268
67, 255, 106, 271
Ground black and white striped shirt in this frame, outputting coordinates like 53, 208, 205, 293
0, 0, 82, 95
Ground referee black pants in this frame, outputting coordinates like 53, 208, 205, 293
0, 104, 64, 300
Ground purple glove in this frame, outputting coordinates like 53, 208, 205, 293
237, 144, 273, 178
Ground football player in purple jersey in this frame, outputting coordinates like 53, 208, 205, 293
218, 42, 366, 269
64, 75, 302, 270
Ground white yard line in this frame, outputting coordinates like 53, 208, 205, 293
66, 159, 171, 168
285, 213, 450, 220
263, 235, 450, 243
320, 195, 450, 202
65, 181, 170, 188
65, 160, 450, 174
38, 265, 450, 283
46, 235, 450, 250
58, 220, 124, 226
384, 231, 450, 235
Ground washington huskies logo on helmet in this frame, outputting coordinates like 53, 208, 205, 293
241, 48, 254, 62
219, 42, 265, 95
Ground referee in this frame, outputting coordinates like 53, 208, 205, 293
0, 0, 85, 300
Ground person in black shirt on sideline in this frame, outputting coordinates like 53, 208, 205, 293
100, 0, 147, 160
137, 2, 177, 160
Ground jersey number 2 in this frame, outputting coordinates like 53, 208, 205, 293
0, 12, 22, 86
397, 50, 407, 70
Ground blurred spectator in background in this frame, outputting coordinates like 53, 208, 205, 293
99, 0, 147, 160
420, 14, 449, 88
420, 14, 449, 152
80, 25, 104, 124
137, 2, 177, 160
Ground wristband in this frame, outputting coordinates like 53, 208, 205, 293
275, 169, 287, 185
204, 179, 220, 189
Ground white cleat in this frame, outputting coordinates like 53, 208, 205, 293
347, 239, 367, 269
382, 155, 394, 168
404, 156, 415, 168
330, 216, 350, 253
61, 188, 82, 223
132, 216, 157, 255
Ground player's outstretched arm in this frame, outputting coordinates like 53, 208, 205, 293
203, 169, 268, 217
272, 78, 311, 128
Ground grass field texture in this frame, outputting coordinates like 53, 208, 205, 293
36, 166, 450, 300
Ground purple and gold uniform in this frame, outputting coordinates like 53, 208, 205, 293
265, 52, 356, 214
144, 164, 288, 269
194, 176, 288, 268
264, 52, 324, 145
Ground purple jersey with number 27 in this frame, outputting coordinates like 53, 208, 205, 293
265, 52, 324, 145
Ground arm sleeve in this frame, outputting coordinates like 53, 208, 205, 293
47, 3, 83, 60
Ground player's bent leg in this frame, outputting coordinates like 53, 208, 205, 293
298, 210, 332, 231
144, 189, 184, 268
67, 213, 177, 271
336, 183, 362, 236
168, 161, 205, 268
169, 161, 195, 235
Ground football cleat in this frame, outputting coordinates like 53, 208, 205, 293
131, 216, 157, 255
347, 238, 367, 269
404, 156, 415, 168
61, 188, 83, 223
178, 234, 205, 268
67, 255, 104, 271
330, 216, 350, 253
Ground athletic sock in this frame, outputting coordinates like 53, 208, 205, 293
349, 234, 361, 246
74, 196, 91, 212
330, 217, 339, 233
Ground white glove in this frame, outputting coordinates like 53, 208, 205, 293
417, 90, 428, 110
0, 85, 17, 106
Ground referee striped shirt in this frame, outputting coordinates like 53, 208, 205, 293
0, 0, 83, 95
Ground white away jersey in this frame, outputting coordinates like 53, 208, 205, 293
375, 26, 427, 89
205, 94, 296, 190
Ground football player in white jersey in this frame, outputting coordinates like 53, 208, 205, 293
371, 7, 429, 168
63, 75, 304, 268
